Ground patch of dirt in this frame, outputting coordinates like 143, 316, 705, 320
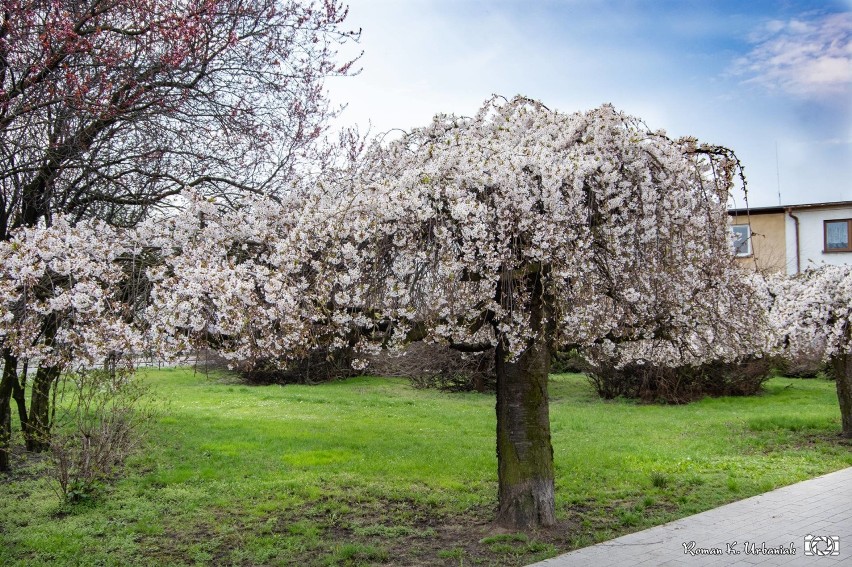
0, 445, 51, 484
134, 497, 593, 566
754, 431, 852, 453
296, 502, 583, 567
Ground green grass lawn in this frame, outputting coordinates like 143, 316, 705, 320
1, 369, 850, 566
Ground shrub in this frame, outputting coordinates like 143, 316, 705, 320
584, 356, 772, 404
49, 369, 156, 502
773, 340, 828, 378
366, 342, 495, 392
196, 347, 357, 385
238, 348, 357, 385
551, 349, 588, 374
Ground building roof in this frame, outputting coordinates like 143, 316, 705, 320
728, 200, 852, 215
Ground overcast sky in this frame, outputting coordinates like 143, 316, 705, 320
326, 0, 851, 208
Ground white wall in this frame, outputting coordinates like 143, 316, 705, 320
785, 206, 852, 275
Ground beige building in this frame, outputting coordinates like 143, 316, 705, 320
728, 206, 787, 274
729, 201, 852, 275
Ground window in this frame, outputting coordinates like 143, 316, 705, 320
731, 224, 751, 257
824, 219, 852, 252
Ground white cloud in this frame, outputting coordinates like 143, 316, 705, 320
736, 12, 852, 98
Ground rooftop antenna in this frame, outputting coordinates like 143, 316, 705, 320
775, 141, 782, 206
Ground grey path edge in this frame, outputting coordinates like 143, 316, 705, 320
529, 466, 852, 567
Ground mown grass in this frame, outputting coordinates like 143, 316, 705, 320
1, 369, 850, 566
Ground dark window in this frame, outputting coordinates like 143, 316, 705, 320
824, 219, 852, 252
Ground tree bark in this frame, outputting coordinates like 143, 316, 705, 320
832, 353, 852, 439
25, 364, 60, 452
493, 272, 556, 529
0, 352, 18, 471
24, 313, 59, 453
11, 360, 28, 438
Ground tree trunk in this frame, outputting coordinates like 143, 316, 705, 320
493, 271, 556, 529
12, 360, 29, 438
25, 364, 61, 453
0, 351, 18, 471
832, 353, 852, 438
25, 313, 59, 453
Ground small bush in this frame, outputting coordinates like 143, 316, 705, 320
367, 342, 495, 392
50, 369, 156, 503
774, 343, 828, 379
551, 349, 589, 374
584, 356, 772, 404
211, 347, 357, 385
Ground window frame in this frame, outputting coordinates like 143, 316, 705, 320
824, 218, 852, 253
731, 224, 752, 257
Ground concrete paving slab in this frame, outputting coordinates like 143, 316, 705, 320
529, 467, 852, 566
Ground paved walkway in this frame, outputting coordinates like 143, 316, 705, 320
530, 467, 852, 566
